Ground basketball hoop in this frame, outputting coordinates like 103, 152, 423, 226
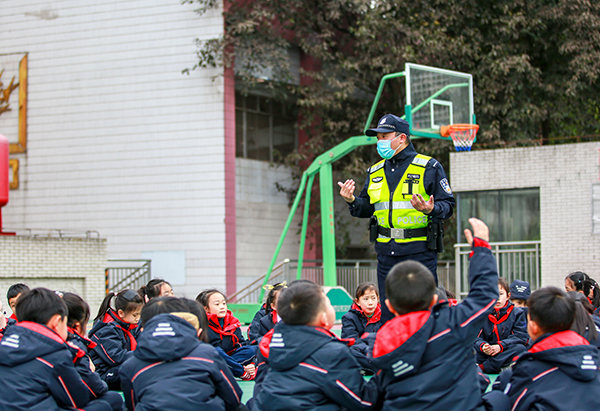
440, 124, 479, 152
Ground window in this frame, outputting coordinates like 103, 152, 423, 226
457, 188, 540, 242
235, 91, 297, 162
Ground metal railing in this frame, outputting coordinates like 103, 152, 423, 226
231, 259, 456, 304
105, 259, 151, 294
454, 241, 541, 300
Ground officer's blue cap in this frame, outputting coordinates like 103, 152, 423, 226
365, 114, 410, 137
509, 280, 531, 301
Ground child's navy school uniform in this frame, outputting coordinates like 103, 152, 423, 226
67, 328, 125, 411
206, 310, 257, 377
88, 309, 138, 389
474, 301, 528, 373
341, 303, 381, 371
369, 238, 499, 411
584, 315, 600, 349
252, 322, 378, 411
487, 330, 600, 411
255, 310, 279, 341
0, 321, 116, 411
248, 304, 267, 344
119, 314, 243, 411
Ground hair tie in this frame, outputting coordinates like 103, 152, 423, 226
263, 281, 288, 291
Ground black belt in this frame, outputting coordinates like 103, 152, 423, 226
377, 226, 428, 240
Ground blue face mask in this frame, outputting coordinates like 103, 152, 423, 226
377, 135, 399, 159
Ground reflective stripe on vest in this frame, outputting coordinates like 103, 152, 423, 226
367, 154, 431, 244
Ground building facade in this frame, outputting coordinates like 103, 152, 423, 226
0, 0, 301, 301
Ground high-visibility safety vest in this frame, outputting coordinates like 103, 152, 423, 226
367, 154, 431, 243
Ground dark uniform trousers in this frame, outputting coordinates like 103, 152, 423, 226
377, 250, 438, 323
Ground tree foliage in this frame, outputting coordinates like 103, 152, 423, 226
187, 0, 600, 256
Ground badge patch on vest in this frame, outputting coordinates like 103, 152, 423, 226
372, 177, 383, 183
440, 178, 452, 194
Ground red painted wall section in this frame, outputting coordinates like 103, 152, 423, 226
224, 66, 237, 296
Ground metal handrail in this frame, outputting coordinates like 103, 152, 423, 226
228, 259, 290, 303
454, 240, 541, 301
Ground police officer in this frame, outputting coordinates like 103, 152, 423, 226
338, 114, 455, 322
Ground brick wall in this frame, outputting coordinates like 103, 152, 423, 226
0, 235, 106, 317
450, 142, 600, 287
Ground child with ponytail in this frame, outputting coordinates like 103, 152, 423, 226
62, 292, 124, 411
88, 289, 144, 390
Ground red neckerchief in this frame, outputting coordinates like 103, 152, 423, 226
588, 296, 594, 306
102, 310, 138, 351
270, 310, 278, 324
351, 302, 382, 325
488, 301, 514, 343
207, 310, 241, 353
9, 313, 17, 321
67, 326, 97, 349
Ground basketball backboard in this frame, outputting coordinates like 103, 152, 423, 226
405, 63, 474, 140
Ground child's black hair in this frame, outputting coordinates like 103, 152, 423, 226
265, 283, 287, 314
196, 289, 226, 307
140, 297, 188, 327
15, 288, 67, 325
354, 283, 378, 301
62, 292, 90, 328
138, 278, 171, 301
567, 291, 598, 341
498, 278, 510, 295
277, 281, 324, 325
7, 283, 29, 301
386, 261, 436, 315
94, 289, 144, 323
565, 271, 600, 309
528, 287, 575, 334
181, 298, 209, 343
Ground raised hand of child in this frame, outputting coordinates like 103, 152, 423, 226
464, 218, 490, 246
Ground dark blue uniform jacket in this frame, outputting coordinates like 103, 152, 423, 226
206, 311, 249, 355
487, 330, 600, 411
348, 143, 455, 256
0, 321, 95, 411
341, 304, 381, 356
248, 305, 267, 343
119, 314, 243, 411
587, 315, 600, 349
252, 323, 379, 411
88, 310, 137, 382
474, 302, 528, 353
67, 328, 110, 399
369, 241, 499, 411
255, 311, 278, 341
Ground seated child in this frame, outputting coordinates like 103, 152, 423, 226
0, 288, 118, 411
62, 292, 124, 411
370, 217, 499, 411
567, 291, 600, 349
341, 282, 381, 372
564, 271, 600, 315
474, 278, 528, 374
509, 280, 530, 308
196, 289, 257, 380
247, 303, 267, 344
254, 283, 287, 341
120, 297, 245, 411
137, 278, 173, 303
487, 287, 600, 411
7, 283, 29, 323
252, 281, 378, 411
88, 289, 144, 390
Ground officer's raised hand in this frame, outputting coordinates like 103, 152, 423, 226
463, 218, 490, 245
411, 193, 434, 214
337, 179, 356, 203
